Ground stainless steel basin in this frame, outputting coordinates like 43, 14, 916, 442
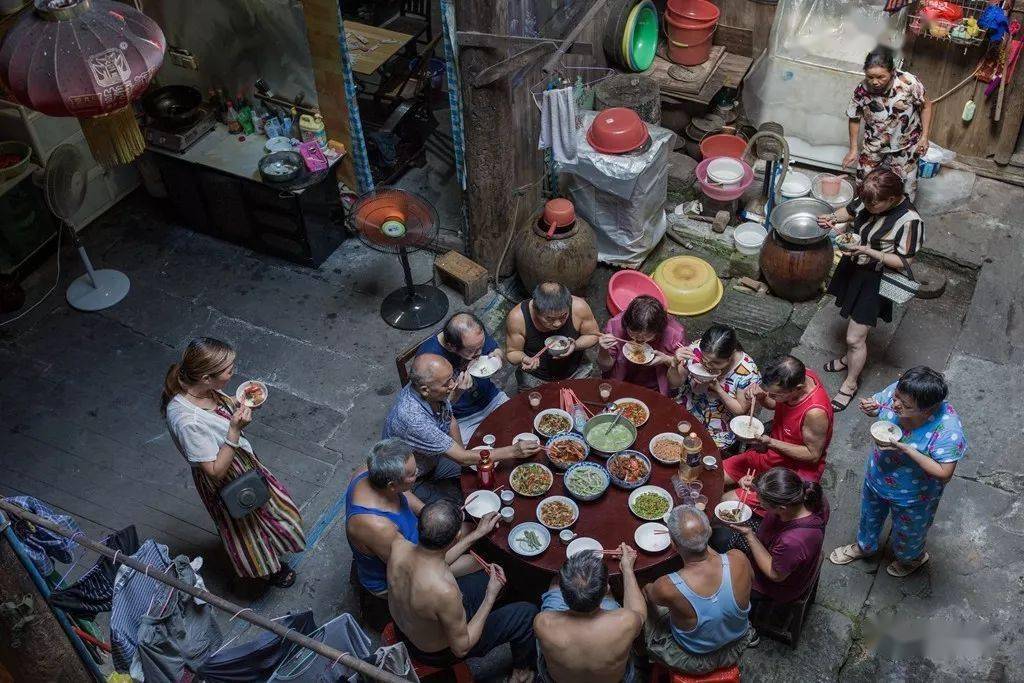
769, 197, 833, 244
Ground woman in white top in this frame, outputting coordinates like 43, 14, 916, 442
162, 337, 305, 587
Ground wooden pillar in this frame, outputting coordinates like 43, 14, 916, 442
0, 539, 91, 682
301, 0, 357, 189
453, 0, 515, 272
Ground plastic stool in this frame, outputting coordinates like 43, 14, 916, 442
381, 622, 474, 682
652, 662, 741, 683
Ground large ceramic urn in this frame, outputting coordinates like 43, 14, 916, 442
758, 198, 834, 302
514, 199, 597, 294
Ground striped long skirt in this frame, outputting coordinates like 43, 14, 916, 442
192, 448, 306, 578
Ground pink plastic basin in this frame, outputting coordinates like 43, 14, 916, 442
607, 270, 668, 316
696, 157, 755, 201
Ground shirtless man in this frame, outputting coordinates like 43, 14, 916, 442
534, 544, 646, 682
505, 282, 600, 390
643, 506, 752, 675
388, 500, 537, 682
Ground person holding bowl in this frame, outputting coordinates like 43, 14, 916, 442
817, 167, 925, 412
162, 337, 305, 587
844, 45, 932, 198
676, 324, 760, 451
830, 367, 966, 578
597, 295, 686, 396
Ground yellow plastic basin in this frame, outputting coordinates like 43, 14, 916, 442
651, 255, 724, 316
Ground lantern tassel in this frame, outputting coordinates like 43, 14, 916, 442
78, 107, 146, 168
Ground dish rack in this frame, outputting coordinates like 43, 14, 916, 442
909, 0, 990, 47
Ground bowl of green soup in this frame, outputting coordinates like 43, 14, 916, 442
583, 413, 637, 457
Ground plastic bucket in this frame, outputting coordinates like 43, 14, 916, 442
666, 0, 720, 24
699, 133, 747, 160
664, 10, 717, 66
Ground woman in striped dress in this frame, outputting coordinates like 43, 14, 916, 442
162, 337, 306, 586
817, 169, 925, 412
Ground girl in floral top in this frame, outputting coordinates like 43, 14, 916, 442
829, 367, 966, 578
676, 324, 760, 451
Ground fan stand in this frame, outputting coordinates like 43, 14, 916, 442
381, 245, 448, 330
65, 227, 131, 312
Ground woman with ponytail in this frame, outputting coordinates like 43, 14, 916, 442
724, 467, 829, 607
162, 337, 306, 587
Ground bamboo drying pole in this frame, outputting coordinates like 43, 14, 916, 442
0, 500, 407, 683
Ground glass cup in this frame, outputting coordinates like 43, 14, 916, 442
687, 480, 704, 496
482, 433, 496, 449
528, 391, 542, 409
598, 382, 612, 401
677, 420, 692, 435
694, 495, 708, 512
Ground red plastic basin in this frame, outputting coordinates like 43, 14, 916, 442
607, 270, 668, 316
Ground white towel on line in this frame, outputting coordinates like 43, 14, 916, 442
538, 86, 578, 164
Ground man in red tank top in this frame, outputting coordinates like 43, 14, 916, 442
721, 356, 834, 512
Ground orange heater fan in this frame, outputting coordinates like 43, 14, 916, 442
351, 188, 449, 330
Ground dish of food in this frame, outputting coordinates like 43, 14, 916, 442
714, 501, 752, 524
634, 522, 671, 553
564, 462, 610, 501
834, 233, 857, 250
624, 342, 655, 365
536, 496, 579, 529
586, 422, 635, 453
611, 399, 649, 427
870, 420, 903, 446
729, 416, 765, 440
628, 485, 673, 521
512, 432, 539, 446
508, 522, 551, 557
547, 435, 588, 468
535, 409, 573, 438
468, 356, 501, 378
235, 380, 268, 408
545, 335, 572, 357
686, 360, 719, 382
606, 451, 651, 489
510, 463, 554, 497
648, 433, 685, 464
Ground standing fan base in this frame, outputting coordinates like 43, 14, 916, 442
66, 269, 130, 312
381, 284, 449, 330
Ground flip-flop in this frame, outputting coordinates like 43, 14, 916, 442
823, 358, 848, 373
831, 385, 859, 412
886, 552, 930, 577
829, 543, 869, 565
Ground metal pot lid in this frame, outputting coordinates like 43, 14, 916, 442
769, 198, 832, 244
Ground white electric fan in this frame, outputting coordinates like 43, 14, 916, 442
44, 144, 130, 311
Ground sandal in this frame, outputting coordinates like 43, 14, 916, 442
830, 384, 859, 412
823, 358, 848, 373
886, 552, 930, 577
829, 543, 870, 565
268, 564, 297, 588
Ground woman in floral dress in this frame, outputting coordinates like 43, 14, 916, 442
829, 366, 966, 577
845, 45, 932, 198
676, 324, 760, 453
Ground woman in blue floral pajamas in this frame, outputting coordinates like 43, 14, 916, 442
829, 366, 966, 577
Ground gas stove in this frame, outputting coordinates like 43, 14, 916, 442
143, 111, 216, 153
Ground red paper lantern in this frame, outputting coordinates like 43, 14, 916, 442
0, 0, 165, 167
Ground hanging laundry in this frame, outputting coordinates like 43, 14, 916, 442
4, 496, 82, 575
268, 613, 374, 683
539, 86, 579, 164
197, 611, 317, 682
133, 555, 223, 683
883, 0, 913, 13
109, 539, 172, 673
49, 526, 139, 618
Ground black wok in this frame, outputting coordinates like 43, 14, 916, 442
142, 85, 203, 128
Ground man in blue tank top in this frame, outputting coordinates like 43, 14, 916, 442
643, 506, 753, 675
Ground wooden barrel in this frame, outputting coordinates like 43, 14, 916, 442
758, 231, 833, 302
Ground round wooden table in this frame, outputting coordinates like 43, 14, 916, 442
463, 378, 723, 582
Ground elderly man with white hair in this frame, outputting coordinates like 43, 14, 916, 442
643, 505, 753, 675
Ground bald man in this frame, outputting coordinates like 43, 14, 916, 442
417, 312, 508, 442
383, 353, 540, 504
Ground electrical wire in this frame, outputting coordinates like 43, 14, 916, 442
0, 223, 63, 328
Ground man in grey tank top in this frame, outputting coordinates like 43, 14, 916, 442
643, 506, 753, 674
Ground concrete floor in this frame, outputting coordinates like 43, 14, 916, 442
2, 164, 1022, 681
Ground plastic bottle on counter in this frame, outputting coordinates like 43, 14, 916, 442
236, 98, 255, 135
253, 104, 266, 135
225, 101, 241, 134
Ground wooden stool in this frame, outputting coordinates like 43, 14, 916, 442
381, 622, 474, 682
749, 553, 823, 647
434, 251, 488, 305
651, 662, 741, 683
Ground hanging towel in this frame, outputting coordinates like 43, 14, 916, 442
109, 539, 172, 672
196, 611, 317, 682
49, 526, 140, 618
4, 496, 82, 575
538, 86, 578, 164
